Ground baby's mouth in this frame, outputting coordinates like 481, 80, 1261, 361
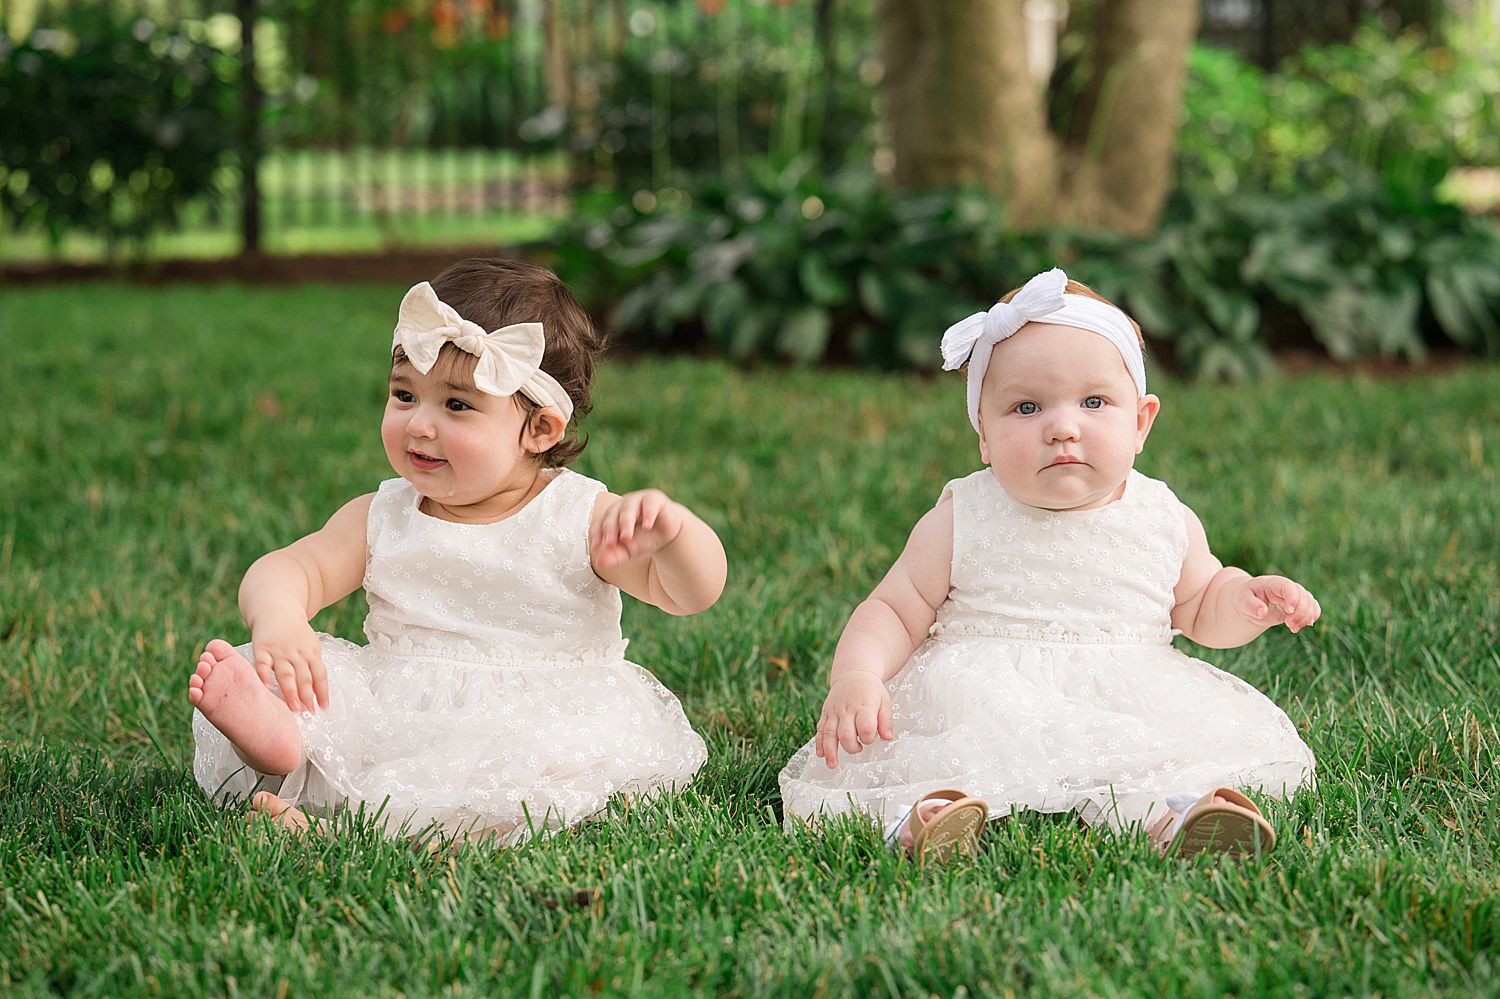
1046, 455, 1085, 468
409, 449, 448, 471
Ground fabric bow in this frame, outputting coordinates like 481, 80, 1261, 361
941, 268, 1069, 433
392, 282, 574, 422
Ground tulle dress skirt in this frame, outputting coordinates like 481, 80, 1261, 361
194, 635, 709, 839
779, 633, 1317, 832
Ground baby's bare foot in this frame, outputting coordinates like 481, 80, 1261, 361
188, 639, 302, 775
250, 791, 313, 834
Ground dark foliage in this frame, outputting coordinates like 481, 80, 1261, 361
0, 8, 240, 247
555, 166, 1500, 375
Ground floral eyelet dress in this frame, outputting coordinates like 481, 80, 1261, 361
779, 468, 1316, 832
194, 469, 707, 838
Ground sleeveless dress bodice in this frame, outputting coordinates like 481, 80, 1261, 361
194, 469, 707, 838
779, 468, 1315, 831
361, 473, 626, 664
934, 469, 1184, 646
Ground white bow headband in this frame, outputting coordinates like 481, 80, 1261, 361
940, 268, 1147, 434
392, 282, 574, 423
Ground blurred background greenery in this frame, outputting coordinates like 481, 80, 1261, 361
3, 0, 1500, 374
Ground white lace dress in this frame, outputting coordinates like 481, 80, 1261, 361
194, 469, 707, 838
779, 469, 1316, 832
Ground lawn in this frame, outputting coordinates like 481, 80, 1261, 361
1, 282, 1498, 998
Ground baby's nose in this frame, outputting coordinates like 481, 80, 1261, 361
1045, 417, 1081, 442
406, 406, 439, 436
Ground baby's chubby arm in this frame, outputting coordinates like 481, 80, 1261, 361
589, 489, 727, 615
237, 494, 372, 713
817, 499, 953, 769
1170, 504, 1321, 648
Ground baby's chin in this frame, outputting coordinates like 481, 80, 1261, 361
993, 466, 1127, 511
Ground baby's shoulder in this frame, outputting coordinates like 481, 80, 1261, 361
937, 468, 1005, 508
1126, 469, 1182, 506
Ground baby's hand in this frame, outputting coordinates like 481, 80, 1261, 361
815, 672, 894, 769
1236, 575, 1321, 634
590, 489, 687, 570
250, 619, 329, 714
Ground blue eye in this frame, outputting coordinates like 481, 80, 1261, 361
1084, 396, 1103, 409
1017, 401, 1039, 415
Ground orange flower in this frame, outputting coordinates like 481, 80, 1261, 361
380, 7, 411, 33
432, 0, 462, 28
697, 0, 726, 13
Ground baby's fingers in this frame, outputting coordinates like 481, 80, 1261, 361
1286, 590, 1321, 632
294, 655, 321, 715
817, 716, 840, 769
590, 502, 621, 552
616, 494, 644, 545
253, 647, 276, 688
854, 704, 881, 747
272, 659, 302, 713
637, 490, 669, 533
311, 655, 330, 710
837, 714, 864, 757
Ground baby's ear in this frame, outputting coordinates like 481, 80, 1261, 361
1135, 393, 1161, 453
524, 406, 569, 454
976, 411, 991, 465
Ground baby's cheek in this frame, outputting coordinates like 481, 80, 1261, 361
379, 416, 405, 458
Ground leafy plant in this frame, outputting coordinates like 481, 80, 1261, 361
557, 160, 1041, 368
556, 167, 1500, 375
0, 8, 241, 249
1177, 24, 1500, 198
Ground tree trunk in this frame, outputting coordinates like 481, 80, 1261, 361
1058, 0, 1199, 234
877, 0, 1198, 235
237, 0, 262, 255
878, 0, 1054, 224
542, 0, 572, 110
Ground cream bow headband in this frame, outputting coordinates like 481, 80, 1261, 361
940, 267, 1147, 434
392, 282, 574, 423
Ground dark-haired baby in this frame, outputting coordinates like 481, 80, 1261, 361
188, 259, 724, 839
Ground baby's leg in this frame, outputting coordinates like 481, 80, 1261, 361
188, 639, 302, 775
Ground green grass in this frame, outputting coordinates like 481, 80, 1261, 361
1, 283, 1499, 997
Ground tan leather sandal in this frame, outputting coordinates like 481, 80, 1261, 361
907, 788, 989, 865
1161, 787, 1276, 859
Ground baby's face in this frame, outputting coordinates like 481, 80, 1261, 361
977, 322, 1160, 511
382, 357, 544, 505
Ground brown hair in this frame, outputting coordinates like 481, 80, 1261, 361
1000, 278, 1144, 348
392, 258, 602, 467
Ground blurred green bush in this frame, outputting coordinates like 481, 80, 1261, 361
556, 166, 1500, 376
1178, 23, 1500, 198
0, 7, 241, 249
